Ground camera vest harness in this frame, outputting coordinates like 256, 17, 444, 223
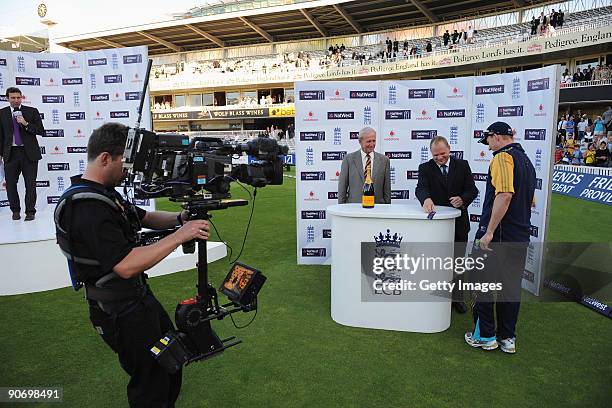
54, 181, 146, 304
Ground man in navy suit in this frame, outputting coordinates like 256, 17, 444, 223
415, 136, 479, 313
0, 87, 44, 221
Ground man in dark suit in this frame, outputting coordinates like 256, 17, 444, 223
338, 127, 391, 205
0, 87, 44, 221
415, 136, 478, 313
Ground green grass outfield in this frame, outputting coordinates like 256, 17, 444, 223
1, 172, 611, 408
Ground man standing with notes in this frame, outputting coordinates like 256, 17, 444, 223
416, 136, 478, 313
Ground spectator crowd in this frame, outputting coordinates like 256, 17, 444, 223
556, 106, 612, 167
561, 64, 612, 84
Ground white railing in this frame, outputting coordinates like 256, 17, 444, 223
554, 164, 612, 175
560, 79, 612, 88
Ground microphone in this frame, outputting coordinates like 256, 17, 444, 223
12, 109, 24, 126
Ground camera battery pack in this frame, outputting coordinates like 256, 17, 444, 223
150, 331, 190, 374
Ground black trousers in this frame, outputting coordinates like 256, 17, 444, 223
4, 147, 38, 214
471, 244, 528, 339
89, 292, 182, 408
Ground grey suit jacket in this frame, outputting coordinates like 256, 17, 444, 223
338, 150, 391, 204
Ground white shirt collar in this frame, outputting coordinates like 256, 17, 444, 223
436, 158, 450, 171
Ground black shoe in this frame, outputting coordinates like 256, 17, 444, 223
24, 213, 35, 221
12, 212, 21, 220
452, 301, 468, 314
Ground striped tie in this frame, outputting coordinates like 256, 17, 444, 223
364, 153, 371, 178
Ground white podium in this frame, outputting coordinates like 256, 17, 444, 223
327, 203, 461, 333
0, 210, 227, 296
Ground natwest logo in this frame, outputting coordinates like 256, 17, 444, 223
472, 173, 488, 182
385, 151, 412, 159
110, 111, 129, 118
475, 85, 504, 95
62, 78, 83, 85
349, 90, 377, 99
327, 112, 354, 120
88, 58, 107, 66
437, 109, 465, 118
91, 94, 109, 102
67, 146, 87, 153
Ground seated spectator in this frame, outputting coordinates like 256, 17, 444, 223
595, 141, 610, 167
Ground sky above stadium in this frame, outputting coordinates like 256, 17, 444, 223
0, 0, 203, 39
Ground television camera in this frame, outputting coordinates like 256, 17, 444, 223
121, 59, 287, 373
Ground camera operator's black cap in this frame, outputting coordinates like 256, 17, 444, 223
478, 121, 513, 145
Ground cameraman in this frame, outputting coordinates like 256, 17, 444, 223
55, 123, 209, 407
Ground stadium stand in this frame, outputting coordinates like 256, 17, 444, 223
148, 6, 612, 83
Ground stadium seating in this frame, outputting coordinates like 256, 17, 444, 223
150, 6, 612, 85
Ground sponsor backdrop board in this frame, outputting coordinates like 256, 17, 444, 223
295, 83, 380, 264
0, 47, 153, 217
296, 66, 559, 295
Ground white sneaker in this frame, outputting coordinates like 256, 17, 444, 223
499, 337, 516, 354
464, 332, 498, 350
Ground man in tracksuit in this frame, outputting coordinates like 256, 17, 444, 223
465, 121, 537, 354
